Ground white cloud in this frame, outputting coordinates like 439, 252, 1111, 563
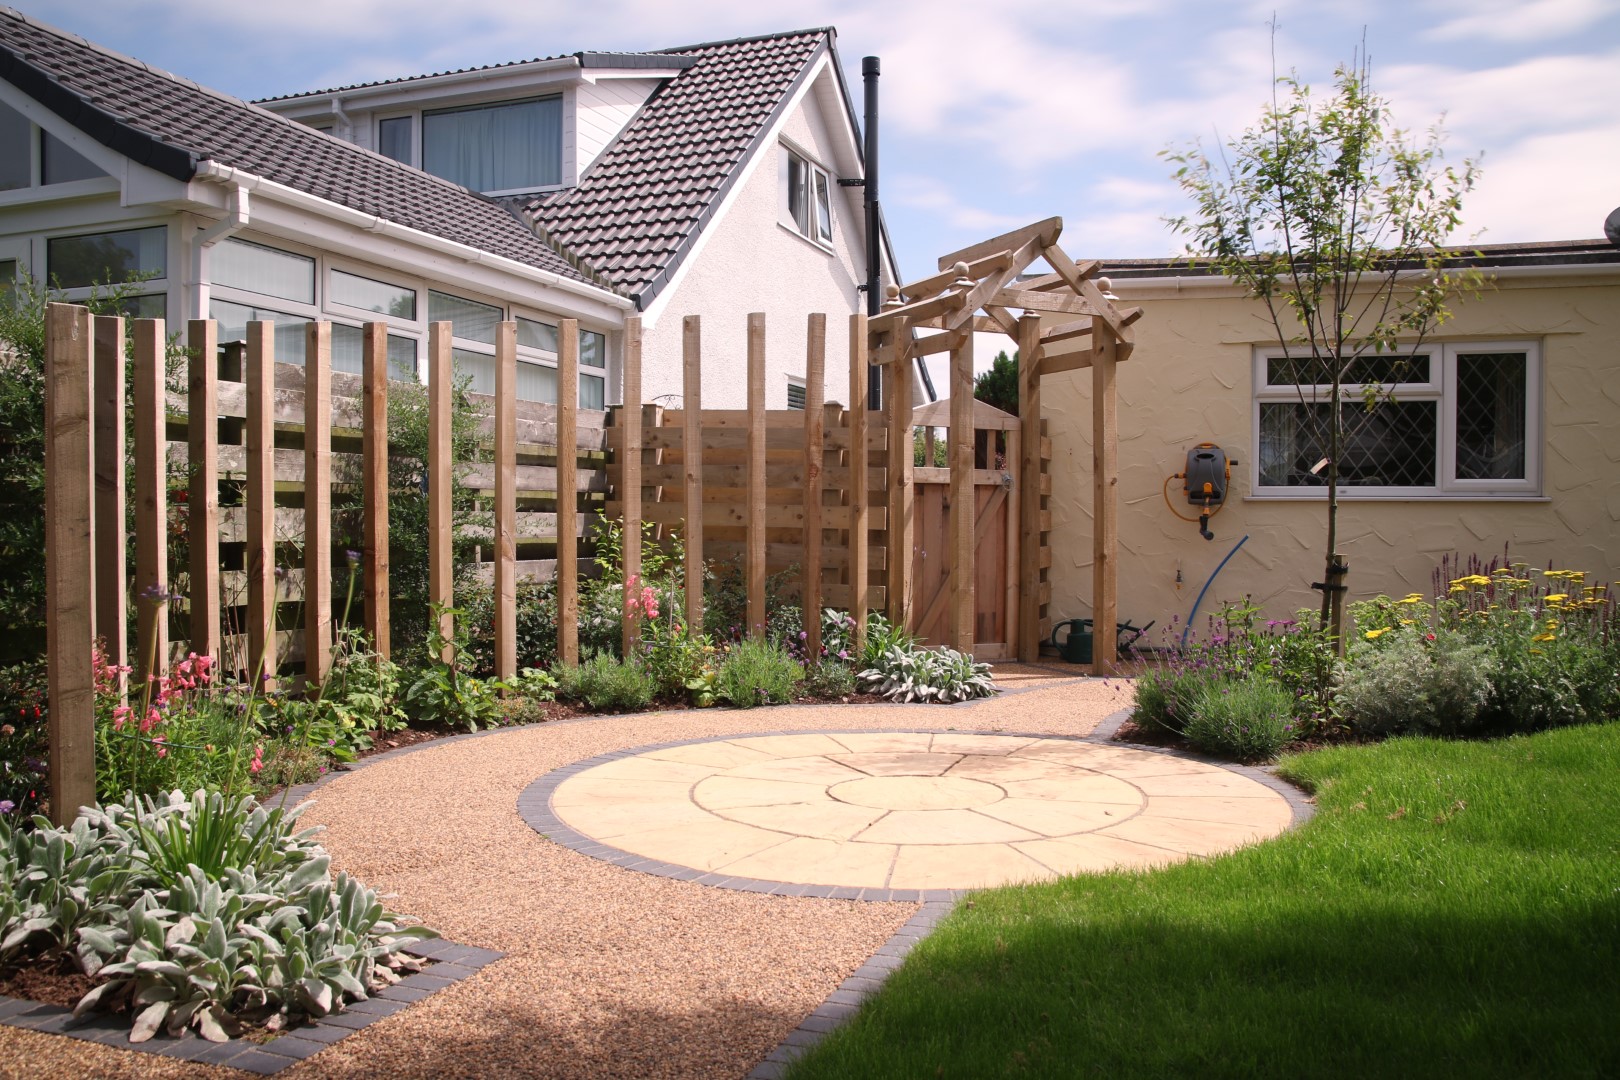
890, 174, 1027, 233
1423, 0, 1617, 43
1455, 124, 1620, 242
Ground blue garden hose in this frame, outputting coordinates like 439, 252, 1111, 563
1181, 534, 1249, 650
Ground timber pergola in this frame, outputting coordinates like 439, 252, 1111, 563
869, 217, 1142, 670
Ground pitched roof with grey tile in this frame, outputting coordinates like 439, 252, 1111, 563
527, 29, 834, 307
0, 7, 607, 290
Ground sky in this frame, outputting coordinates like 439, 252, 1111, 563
18, 0, 1620, 348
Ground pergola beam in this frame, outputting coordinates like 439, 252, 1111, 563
937, 216, 1062, 271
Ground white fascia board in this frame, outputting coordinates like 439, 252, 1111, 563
190, 164, 630, 322
640, 50, 838, 330
579, 68, 687, 85
260, 59, 583, 117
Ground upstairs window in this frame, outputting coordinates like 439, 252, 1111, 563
422, 97, 562, 194
781, 145, 833, 246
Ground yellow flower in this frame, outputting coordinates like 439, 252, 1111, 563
1493, 568, 1515, 576
1450, 575, 1493, 589
1399, 619, 1415, 626
1364, 628, 1391, 640
1529, 649, 1544, 656
1532, 633, 1556, 643
1398, 594, 1425, 604
1544, 594, 1568, 604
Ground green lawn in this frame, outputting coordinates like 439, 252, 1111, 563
787, 725, 1620, 1079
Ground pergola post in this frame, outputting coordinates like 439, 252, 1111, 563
1017, 313, 1044, 662
1091, 317, 1120, 672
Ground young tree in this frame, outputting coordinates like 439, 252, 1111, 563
973, 349, 1019, 416
1164, 53, 1479, 647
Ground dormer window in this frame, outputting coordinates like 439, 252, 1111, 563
377, 96, 563, 195
781, 145, 833, 246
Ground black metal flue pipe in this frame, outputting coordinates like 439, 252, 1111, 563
862, 55, 882, 409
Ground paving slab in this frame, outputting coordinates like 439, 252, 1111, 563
544, 731, 1297, 892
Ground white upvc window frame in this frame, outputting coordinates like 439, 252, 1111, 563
1251, 341, 1541, 499
779, 142, 834, 249
42, 221, 172, 321
373, 95, 567, 198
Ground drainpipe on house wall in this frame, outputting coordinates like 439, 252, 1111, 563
331, 98, 354, 143
189, 184, 250, 320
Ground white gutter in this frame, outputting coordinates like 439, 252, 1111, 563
1107, 258, 1620, 295
190, 184, 250, 319
193, 160, 632, 310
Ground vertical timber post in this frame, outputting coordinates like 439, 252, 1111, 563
886, 332, 914, 631
245, 321, 276, 687
45, 303, 96, 825
187, 319, 220, 661
620, 317, 643, 658
304, 322, 332, 686
802, 314, 826, 662
92, 316, 127, 689
847, 314, 869, 648
558, 319, 580, 665
133, 318, 168, 680
682, 316, 704, 633
427, 322, 453, 662
494, 321, 517, 681
362, 323, 390, 658
1091, 317, 1119, 673
746, 313, 767, 639
1017, 313, 1043, 662
948, 331, 975, 653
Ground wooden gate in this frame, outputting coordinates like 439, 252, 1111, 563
910, 399, 1021, 660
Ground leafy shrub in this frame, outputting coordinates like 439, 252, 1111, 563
93, 647, 263, 804
462, 579, 560, 675
1337, 631, 1494, 736
714, 639, 802, 708
1133, 665, 1228, 734
0, 658, 49, 817
859, 644, 998, 704
404, 606, 506, 731
1182, 680, 1296, 762
639, 610, 714, 701
272, 629, 405, 762
553, 653, 655, 712
705, 560, 800, 643
803, 660, 857, 699
506, 667, 558, 702
821, 609, 918, 669
0, 790, 435, 1042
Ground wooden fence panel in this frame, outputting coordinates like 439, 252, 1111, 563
362, 325, 390, 657
304, 323, 332, 685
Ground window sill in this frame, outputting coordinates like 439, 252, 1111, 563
777, 220, 835, 255
1244, 494, 1550, 503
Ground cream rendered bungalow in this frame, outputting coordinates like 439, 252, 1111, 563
1038, 239, 1620, 638
0, 9, 898, 410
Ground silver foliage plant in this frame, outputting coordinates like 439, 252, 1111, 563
858, 644, 999, 704
0, 790, 436, 1043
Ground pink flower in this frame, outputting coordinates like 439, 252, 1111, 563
152, 735, 167, 759
111, 705, 131, 731
140, 707, 160, 734
641, 586, 659, 621
249, 742, 265, 774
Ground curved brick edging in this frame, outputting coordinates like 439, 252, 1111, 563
517, 727, 1316, 903
0, 938, 503, 1075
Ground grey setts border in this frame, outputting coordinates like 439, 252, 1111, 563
517, 713, 1315, 903
0, 938, 503, 1074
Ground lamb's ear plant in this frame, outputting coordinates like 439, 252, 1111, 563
3, 792, 436, 1043
859, 644, 998, 704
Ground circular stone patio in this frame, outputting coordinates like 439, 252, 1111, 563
528, 730, 1299, 895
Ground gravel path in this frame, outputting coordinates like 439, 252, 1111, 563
0, 666, 1127, 1080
